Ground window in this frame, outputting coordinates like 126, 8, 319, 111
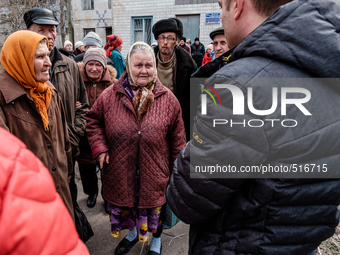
106, 27, 112, 42
108, 0, 111, 9
83, 28, 95, 38
83, 0, 94, 10
132, 17, 153, 45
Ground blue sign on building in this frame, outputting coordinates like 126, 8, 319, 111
205, 13, 221, 24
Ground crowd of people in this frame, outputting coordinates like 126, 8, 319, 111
0, 0, 340, 255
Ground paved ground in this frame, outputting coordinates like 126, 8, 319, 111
75, 166, 190, 255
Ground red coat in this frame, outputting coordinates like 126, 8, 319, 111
76, 62, 117, 165
0, 127, 89, 255
202, 52, 212, 66
86, 72, 186, 209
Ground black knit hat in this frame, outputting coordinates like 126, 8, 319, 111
209, 27, 225, 40
24, 8, 59, 29
152, 18, 183, 40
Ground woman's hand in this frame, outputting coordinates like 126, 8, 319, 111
76, 101, 81, 110
97, 152, 110, 169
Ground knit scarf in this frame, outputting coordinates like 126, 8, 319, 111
125, 42, 157, 121
1, 30, 54, 131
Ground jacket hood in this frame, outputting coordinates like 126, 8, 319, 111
78, 61, 117, 84
231, 0, 340, 77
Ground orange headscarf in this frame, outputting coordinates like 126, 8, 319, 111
1, 30, 54, 131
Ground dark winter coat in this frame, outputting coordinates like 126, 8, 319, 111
73, 48, 84, 56
154, 45, 197, 141
59, 47, 76, 60
167, 0, 340, 254
76, 62, 117, 165
191, 42, 205, 67
50, 47, 89, 157
86, 72, 186, 209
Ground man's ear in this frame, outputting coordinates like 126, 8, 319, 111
234, 0, 244, 20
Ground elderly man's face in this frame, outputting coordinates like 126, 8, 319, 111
157, 32, 177, 56
180, 40, 185, 46
29, 24, 57, 51
34, 42, 52, 83
213, 34, 229, 58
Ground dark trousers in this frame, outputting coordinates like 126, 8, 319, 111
78, 163, 98, 196
153, 225, 163, 238
193, 56, 203, 68
69, 159, 78, 199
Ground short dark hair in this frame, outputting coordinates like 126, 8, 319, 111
180, 37, 186, 42
225, 0, 293, 17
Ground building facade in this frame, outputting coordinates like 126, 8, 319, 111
72, 0, 221, 57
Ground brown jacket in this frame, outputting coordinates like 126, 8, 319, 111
0, 70, 74, 218
86, 73, 186, 209
76, 62, 117, 164
50, 48, 89, 157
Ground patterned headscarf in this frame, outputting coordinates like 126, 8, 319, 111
104, 34, 123, 58
1, 30, 54, 131
126, 42, 157, 121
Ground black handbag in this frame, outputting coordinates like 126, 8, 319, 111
70, 182, 94, 243
73, 201, 94, 243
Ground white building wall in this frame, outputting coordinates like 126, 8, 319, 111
112, 0, 221, 57
72, 0, 112, 47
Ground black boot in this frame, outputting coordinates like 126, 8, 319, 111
114, 236, 138, 255
87, 194, 97, 208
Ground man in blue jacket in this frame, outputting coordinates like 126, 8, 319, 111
168, 0, 340, 254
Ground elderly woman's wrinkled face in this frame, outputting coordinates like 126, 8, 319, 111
34, 42, 52, 83
130, 51, 155, 87
65, 44, 73, 52
86, 61, 104, 82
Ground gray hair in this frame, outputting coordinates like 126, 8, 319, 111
129, 42, 156, 65
39, 38, 47, 45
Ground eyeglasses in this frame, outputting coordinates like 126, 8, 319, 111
157, 35, 177, 42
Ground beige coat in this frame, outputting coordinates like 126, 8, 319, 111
0, 70, 74, 218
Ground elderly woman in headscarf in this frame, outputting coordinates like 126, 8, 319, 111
0, 30, 73, 217
104, 34, 126, 79
76, 47, 117, 210
86, 42, 186, 255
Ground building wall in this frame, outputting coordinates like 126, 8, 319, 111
72, 0, 112, 48
112, 0, 221, 57
71, 0, 221, 57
